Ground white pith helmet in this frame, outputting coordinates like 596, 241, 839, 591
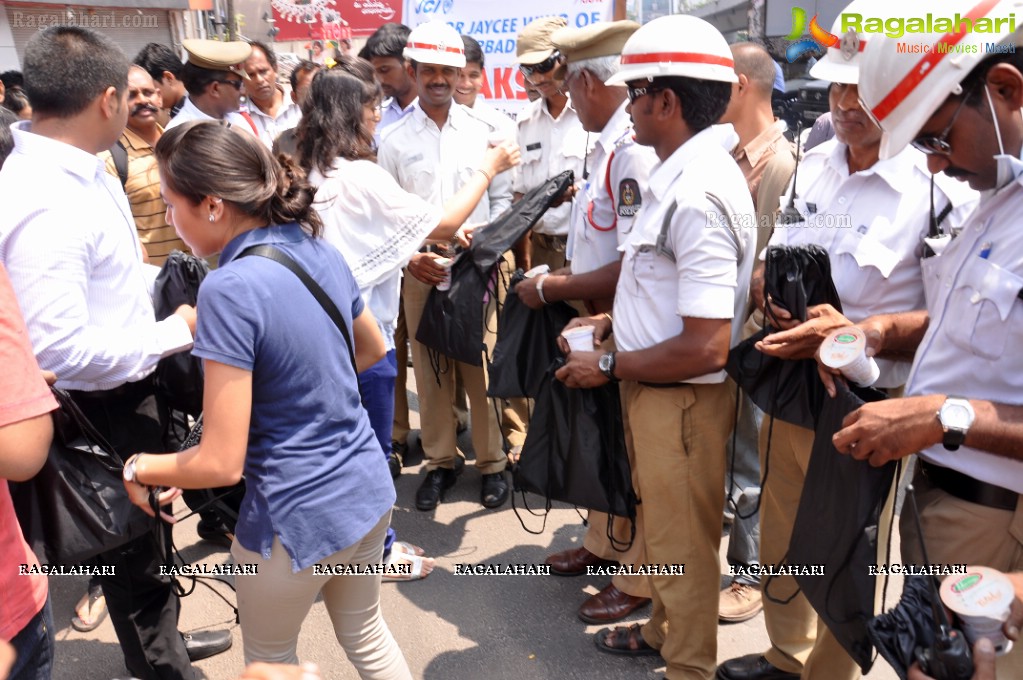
604, 15, 737, 87
404, 20, 466, 68
809, 0, 891, 84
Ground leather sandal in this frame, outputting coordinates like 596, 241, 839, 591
593, 623, 661, 657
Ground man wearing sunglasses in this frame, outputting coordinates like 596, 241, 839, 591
831, 3, 1023, 677
166, 39, 257, 136
717, 2, 977, 679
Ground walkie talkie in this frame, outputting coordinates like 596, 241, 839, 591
907, 485, 975, 680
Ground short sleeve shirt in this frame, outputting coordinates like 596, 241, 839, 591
0, 264, 55, 641
193, 223, 395, 571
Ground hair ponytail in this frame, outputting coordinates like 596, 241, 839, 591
271, 153, 323, 236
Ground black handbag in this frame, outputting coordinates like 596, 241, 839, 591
487, 269, 578, 399
514, 360, 636, 549
153, 251, 209, 418
9, 387, 156, 565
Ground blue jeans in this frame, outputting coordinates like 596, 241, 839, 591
359, 349, 398, 558
8, 597, 53, 680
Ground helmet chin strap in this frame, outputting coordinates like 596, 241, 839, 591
983, 83, 1006, 156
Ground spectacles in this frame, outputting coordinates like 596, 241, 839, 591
216, 79, 244, 91
626, 85, 664, 104
911, 91, 973, 156
520, 51, 562, 78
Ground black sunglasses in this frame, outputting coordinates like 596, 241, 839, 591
215, 78, 244, 91
626, 84, 665, 104
911, 90, 974, 156
520, 51, 562, 78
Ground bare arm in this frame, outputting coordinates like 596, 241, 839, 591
0, 413, 53, 482
517, 260, 622, 312
352, 307, 385, 373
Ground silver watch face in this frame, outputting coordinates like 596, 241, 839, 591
941, 400, 974, 430
599, 354, 611, 372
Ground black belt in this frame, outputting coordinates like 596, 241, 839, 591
920, 460, 1019, 511
638, 381, 690, 389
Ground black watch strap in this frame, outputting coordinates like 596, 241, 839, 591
943, 428, 966, 451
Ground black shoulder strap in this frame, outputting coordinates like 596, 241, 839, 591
237, 245, 360, 381
110, 140, 128, 190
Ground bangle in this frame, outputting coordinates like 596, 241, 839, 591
602, 312, 613, 324
476, 168, 492, 184
536, 274, 550, 305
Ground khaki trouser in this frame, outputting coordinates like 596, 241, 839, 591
232, 511, 412, 679
392, 293, 410, 446
530, 232, 568, 272
496, 255, 531, 449
759, 418, 861, 679
402, 265, 505, 473
623, 380, 733, 680
901, 466, 1023, 678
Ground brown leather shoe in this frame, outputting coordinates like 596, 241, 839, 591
578, 583, 651, 624
544, 546, 617, 577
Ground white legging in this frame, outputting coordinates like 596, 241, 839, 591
231, 510, 412, 679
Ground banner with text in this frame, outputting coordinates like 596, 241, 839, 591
402, 0, 614, 116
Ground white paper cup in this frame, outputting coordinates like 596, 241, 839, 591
941, 566, 1015, 655
434, 257, 453, 291
820, 327, 880, 387
524, 264, 550, 279
562, 326, 595, 352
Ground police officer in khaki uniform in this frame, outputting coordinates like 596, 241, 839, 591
517, 21, 658, 625
166, 39, 256, 134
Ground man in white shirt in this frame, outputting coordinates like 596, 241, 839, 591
360, 23, 417, 136
455, 35, 515, 141
513, 16, 589, 273
377, 21, 514, 512
837, 8, 1023, 678
518, 20, 657, 626
166, 39, 256, 136
717, 5, 975, 680
241, 41, 302, 149
556, 16, 755, 679
0, 26, 230, 680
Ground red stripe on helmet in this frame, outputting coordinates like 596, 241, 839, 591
621, 52, 734, 69
406, 41, 464, 55
871, 0, 1001, 122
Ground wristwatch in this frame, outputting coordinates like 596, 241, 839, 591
937, 397, 975, 451
123, 454, 140, 483
598, 351, 619, 382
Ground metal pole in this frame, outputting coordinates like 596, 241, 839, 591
226, 0, 236, 40
614, 0, 627, 20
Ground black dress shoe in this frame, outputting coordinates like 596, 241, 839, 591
182, 630, 233, 662
196, 518, 234, 548
480, 472, 509, 509
716, 654, 799, 680
388, 441, 406, 479
415, 468, 459, 511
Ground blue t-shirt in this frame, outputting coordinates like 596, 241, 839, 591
193, 223, 395, 572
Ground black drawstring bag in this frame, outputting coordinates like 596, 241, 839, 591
416, 170, 575, 368
513, 360, 636, 549
780, 381, 894, 673
725, 244, 844, 431
153, 251, 209, 418
487, 269, 578, 399
10, 387, 157, 565
867, 575, 950, 680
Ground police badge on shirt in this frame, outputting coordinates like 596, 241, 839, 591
618, 179, 642, 218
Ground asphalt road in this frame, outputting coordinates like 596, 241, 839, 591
48, 376, 903, 680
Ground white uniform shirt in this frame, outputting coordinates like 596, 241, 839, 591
309, 158, 442, 351
166, 96, 253, 134
513, 96, 589, 236
768, 139, 976, 388
245, 87, 302, 149
378, 96, 416, 137
0, 123, 192, 392
468, 98, 516, 142
377, 101, 513, 225
614, 125, 756, 384
567, 101, 657, 275
907, 162, 1023, 493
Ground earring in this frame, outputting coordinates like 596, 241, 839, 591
209, 214, 215, 223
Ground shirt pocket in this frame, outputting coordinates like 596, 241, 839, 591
831, 226, 901, 302
622, 248, 666, 301
409, 164, 436, 197
943, 257, 1023, 360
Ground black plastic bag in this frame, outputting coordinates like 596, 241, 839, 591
867, 575, 948, 680
153, 251, 209, 418
725, 244, 844, 430
784, 381, 893, 673
416, 170, 575, 367
10, 388, 156, 565
488, 269, 578, 398
515, 360, 636, 523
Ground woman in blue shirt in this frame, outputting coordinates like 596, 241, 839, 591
122, 121, 411, 679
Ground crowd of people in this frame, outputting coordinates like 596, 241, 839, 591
2, 0, 1023, 678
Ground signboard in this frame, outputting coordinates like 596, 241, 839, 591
402, 0, 614, 116
272, 0, 402, 41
